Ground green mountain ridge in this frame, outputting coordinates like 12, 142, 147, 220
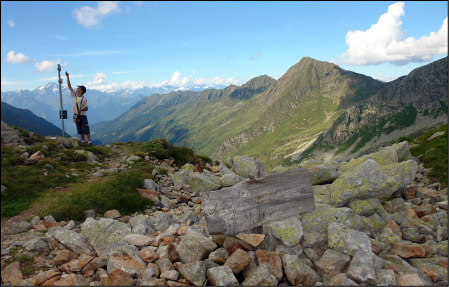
91, 56, 447, 169
1, 101, 70, 138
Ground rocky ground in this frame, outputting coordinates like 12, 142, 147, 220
1, 137, 448, 286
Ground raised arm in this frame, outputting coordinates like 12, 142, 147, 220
65, 71, 74, 93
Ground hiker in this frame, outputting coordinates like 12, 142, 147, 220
65, 71, 92, 145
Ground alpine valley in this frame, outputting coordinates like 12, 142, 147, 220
89, 57, 448, 169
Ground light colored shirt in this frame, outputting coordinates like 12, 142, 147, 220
71, 90, 87, 115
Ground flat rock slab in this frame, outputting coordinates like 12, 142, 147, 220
202, 168, 314, 236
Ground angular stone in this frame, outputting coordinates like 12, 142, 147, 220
156, 258, 173, 274
223, 236, 253, 254
409, 259, 448, 283
347, 251, 376, 283
302, 232, 327, 248
137, 188, 160, 205
208, 248, 229, 264
394, 241, 431, 258
129, 214, 155, 235
230, 155, 266, 179
255, 249, 283, 281
177, 261, 206, 286
299, 204, 353, 234
392, 141, 411, 162
397, 273, 428, 286
327, 273, 358, 286
224, 248, 252, 274
124, 234, 153, 247
81, 256, 108, 274
176, 229, 217, 263
140, 263, 160, 280
375, 269, 397, 285
315, 249, 351, 277
52, 249, 73, 265
348, 198, 383, 216
81, 217, 136, 258
160, 270, 179, 281
23, 237, 50, 252
242, 263, 278, 286
330, 159, 402, 206
207, 265, 239, 286
310, 162, 339, 185
10, 221, 31, 234
138, 247, 159, 263
107, 255, 146, 277
384, 255, 433, 285
54, 273, 89, 286
102, 268, 133, 286
269, 216, 303, 247
144, 178, 160, 192
30, 270, 61, 286
235, 233, 266, 247
52, 229, 96, 256
377, 220, 402, 245
328, 222, 372, 256
283, 254, 321, 286
219, 173, 244, 187
2, 261, 23, 285
68, 254, 94, 272
149, 211, 177, 232
104, 209, 121, 219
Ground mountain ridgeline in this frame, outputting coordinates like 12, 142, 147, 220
91, 57, 448, 168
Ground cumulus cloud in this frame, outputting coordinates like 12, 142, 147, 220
84, 70, 241, 92
72, 1, 120, 28
335, 2, 448, 65
6, 51, 32, 64
35, 59, 66, 72
7, 19, 15, 28
87, 73, 108, 86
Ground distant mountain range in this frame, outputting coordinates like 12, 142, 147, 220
90, 56, 447, 169
1, 101, 70, 137
1, 82, 227, 136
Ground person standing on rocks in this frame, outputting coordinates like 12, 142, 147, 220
66, 71, 92, 145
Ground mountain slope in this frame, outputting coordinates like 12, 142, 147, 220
1, 101, 70, 137
92, 57, 387, 168
295, 56, 448, 163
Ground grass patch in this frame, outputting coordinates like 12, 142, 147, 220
40, 169, 154, 221
409, 124, 448, 187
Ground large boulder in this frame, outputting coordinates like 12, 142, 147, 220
338, 146, 399, 175
328, 159, 402, 206
172, 164, 221, 193
230, 155, 266, 179
309, 162, 339, 184
327, 222, 372, 256
80, 218, 137, 258
176, 229, 217, 263
299, 204, 353, 234
391, 141, 412, 162
268, 216, 303, 247
50, 229, 96, 256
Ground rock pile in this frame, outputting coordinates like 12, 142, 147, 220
1, 142, 447, 286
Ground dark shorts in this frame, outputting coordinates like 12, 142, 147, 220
75, 115, 90, 135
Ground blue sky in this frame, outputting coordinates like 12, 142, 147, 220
1, 1, 447, 92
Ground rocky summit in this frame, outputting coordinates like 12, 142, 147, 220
1, 137, 447, 286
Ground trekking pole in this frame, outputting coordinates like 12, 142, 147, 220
57, 64, 65, 137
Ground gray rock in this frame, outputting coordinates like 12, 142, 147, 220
1, 185, 8, 194
375, 269, 397, 286
230, 155, 266, 179
310, 162, 339, 185
206, 265, 239, 286
242, 263, 278, 286
144, 179, 160, 192
327, 273, 358, 286
1, 248, 10, 256
126, 155, 141, 163
329, 159, 405, 206
81, 217, 137, 258
269, 216, 303, 247
384, 255, 433, 285
299, 204, 353, 234
177, 261, 206, 286
160, 270, 179, 281
313, 184, 333, 204
275, 244, 303, 256
149, 211, 177, 232
64, 220, 76, 230
172, 164, 222, 193
304, 248, 321, 263
436, 226, 448, 242
392, 141, 411, 162
52, 229, 96, 256
315, 249, 351, 278
177, 229, 217, 263
124, 234, 153, 247
30, 216, 41, 227
282, 254, 321, 286
328, 222, 372, 256
10, 221, 31, 234
208, 248, 229, 264
129, 214, 155, 235
23, 238, 49, 252
347, 251, 376, 283
139, 263, 160, 280
219, 173, 244, 187
84, 209, 96, 219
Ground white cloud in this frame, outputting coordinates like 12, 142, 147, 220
83, 70, 241, 92
87, 73, 107, 86
72, 1, 120, 28
335, 2, 448, 65
35, 59, 66, 72
7, 19, 15, 28
6, 51, 32, 64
